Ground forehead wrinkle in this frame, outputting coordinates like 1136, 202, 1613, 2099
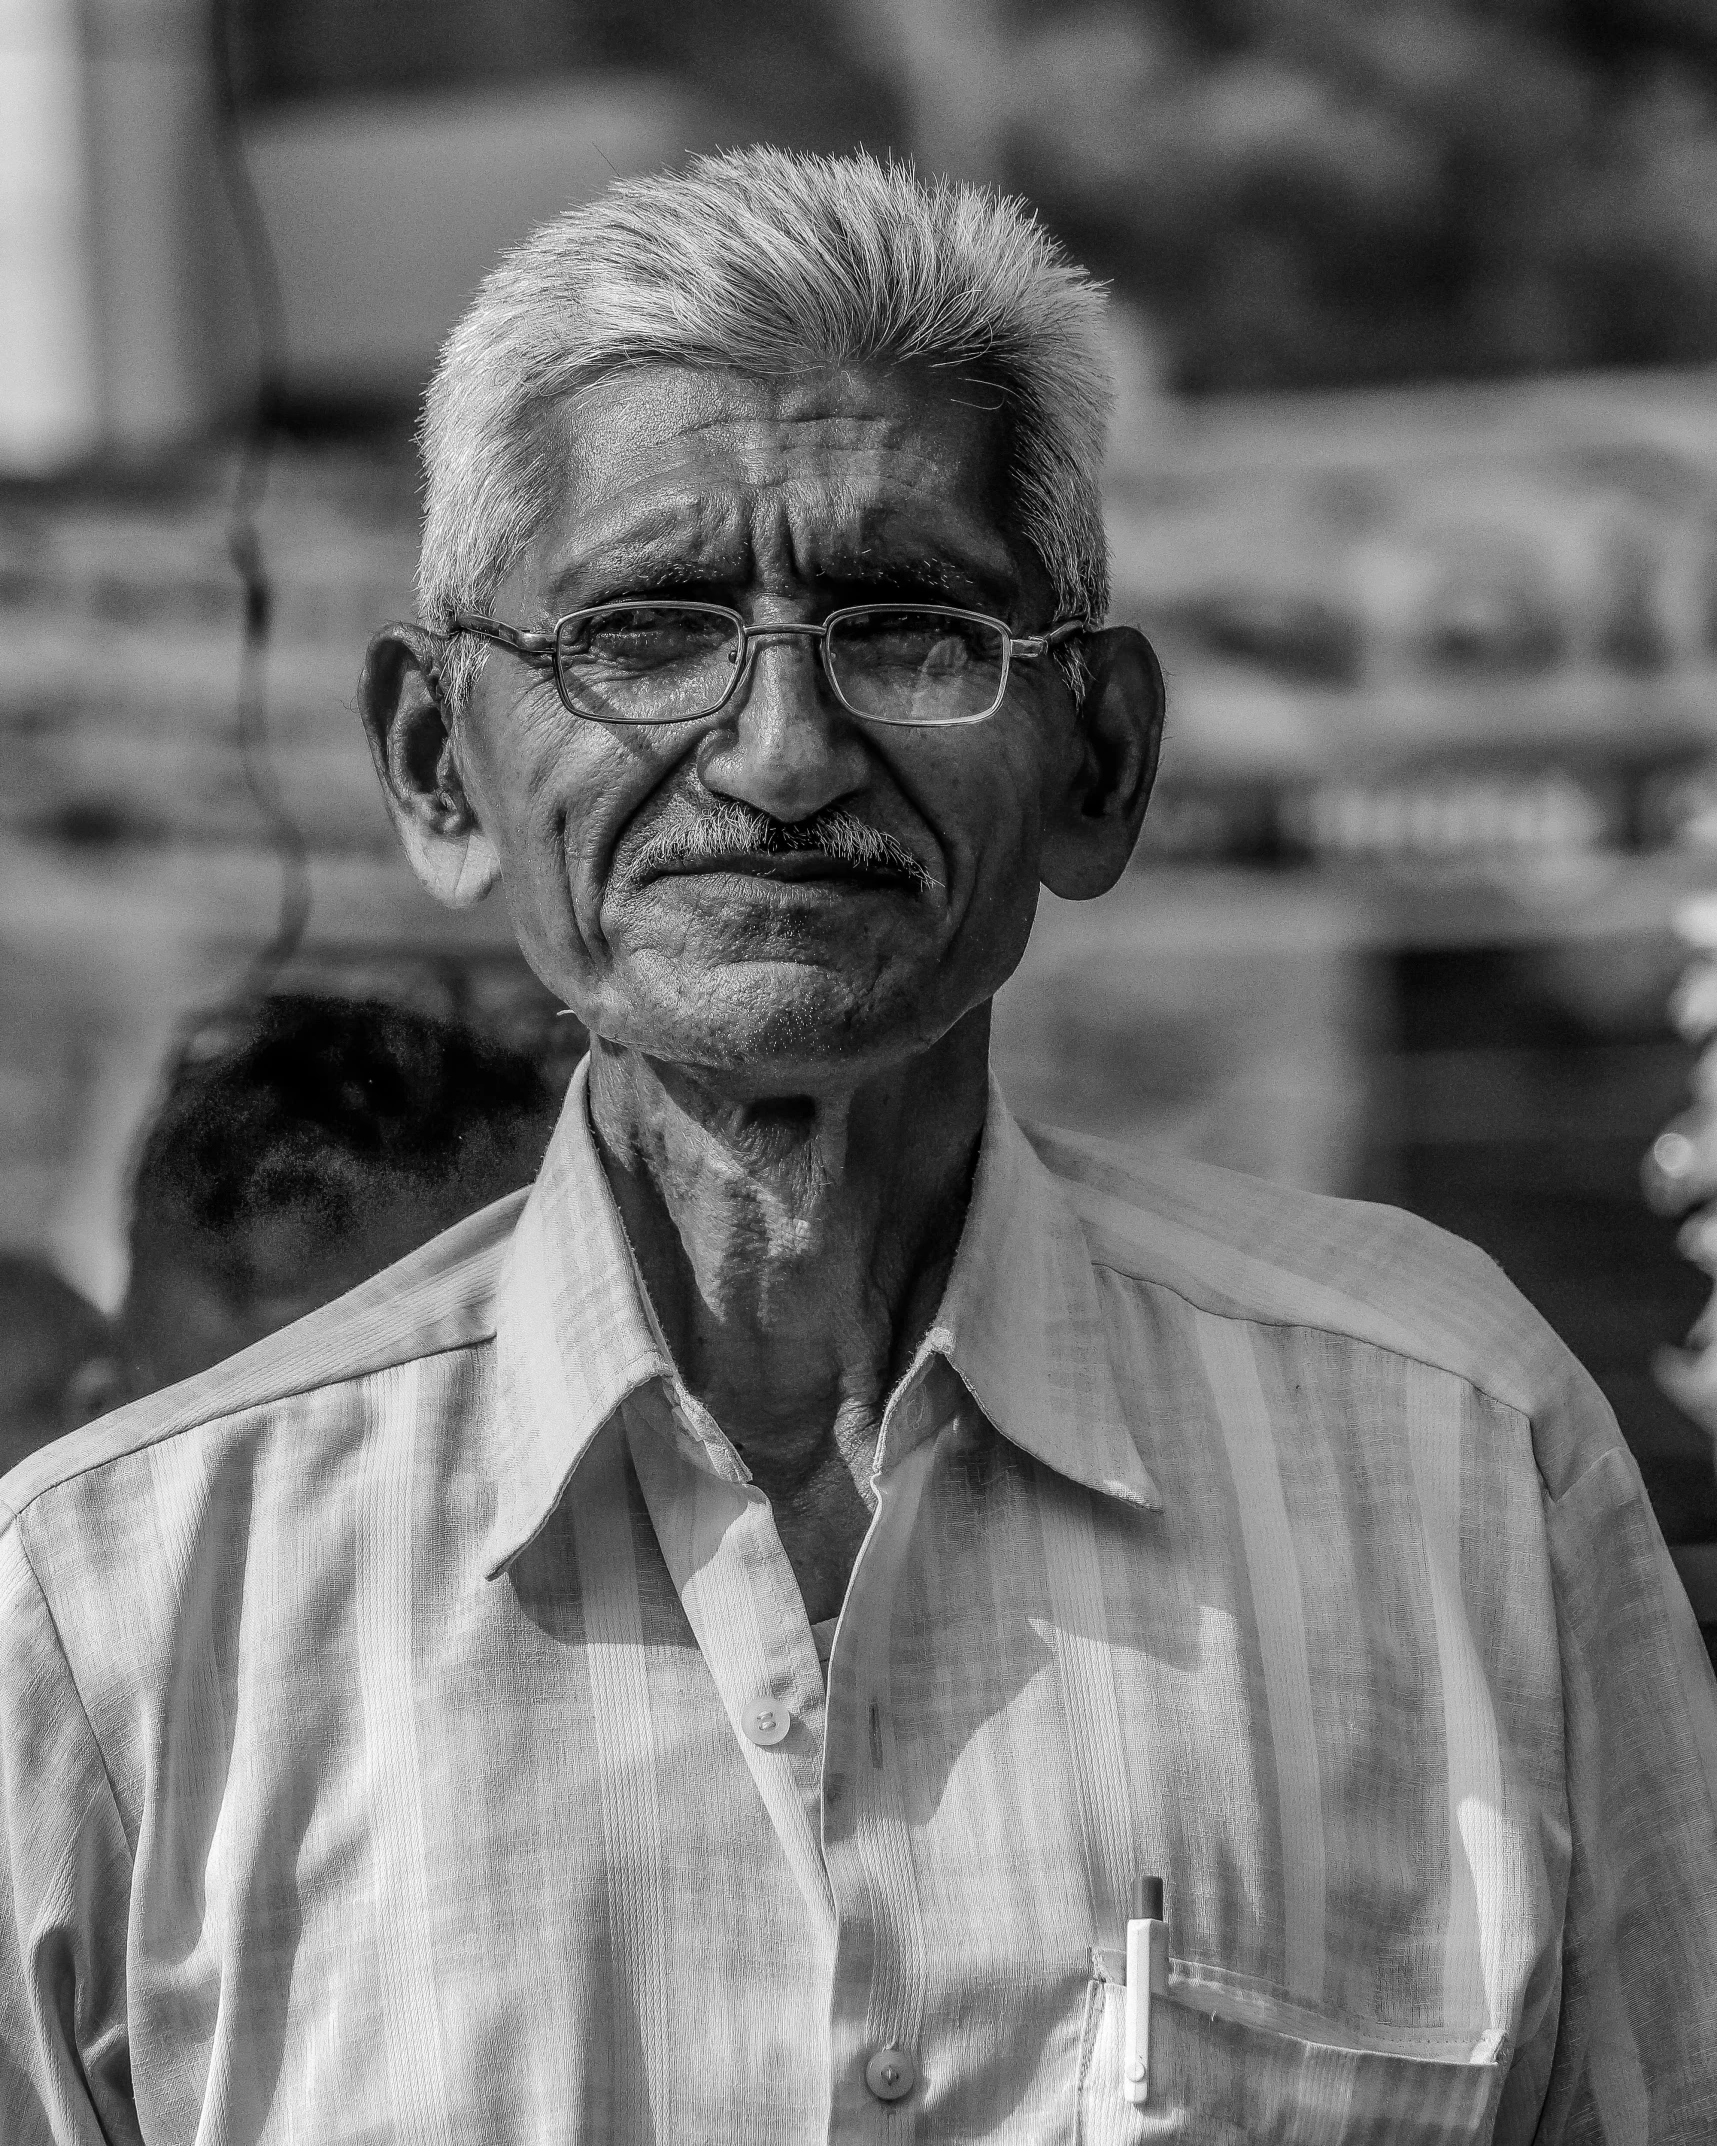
549, 489, 1019, 613
543, 493, 748, 609
538, 378, 1024, 608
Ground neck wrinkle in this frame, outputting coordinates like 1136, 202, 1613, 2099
581, 1017, 990, 1470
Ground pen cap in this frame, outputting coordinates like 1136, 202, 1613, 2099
1129, 1875, 1164, 1922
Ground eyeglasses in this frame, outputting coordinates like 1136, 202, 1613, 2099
445, 601, 1088, 728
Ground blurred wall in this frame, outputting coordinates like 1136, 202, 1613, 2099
0, 0, 908, 466
1, 0, 107, 464
2, 0, 255, 466
241, 81, 710, 400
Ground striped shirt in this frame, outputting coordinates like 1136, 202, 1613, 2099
2, 1061, 1715, 2142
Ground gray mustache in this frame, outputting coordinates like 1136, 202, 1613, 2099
632, 804, 936, 892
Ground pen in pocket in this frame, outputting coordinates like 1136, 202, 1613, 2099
1123, 1874, 1168, 2107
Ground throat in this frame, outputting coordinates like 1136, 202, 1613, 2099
582, 1023, 989, 1613
761, 1444, 878, 1627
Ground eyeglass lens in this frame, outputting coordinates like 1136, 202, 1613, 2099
551, 605, 1009, 726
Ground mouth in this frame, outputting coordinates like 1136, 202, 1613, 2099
628, 804, 940, 896
645, 851, 924, 890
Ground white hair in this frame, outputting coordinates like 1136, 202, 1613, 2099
417, 146, 1113, 714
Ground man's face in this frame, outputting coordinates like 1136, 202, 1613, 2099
448, 363, 1090, 1091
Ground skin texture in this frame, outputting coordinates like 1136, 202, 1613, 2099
362, 362, 1164, 1621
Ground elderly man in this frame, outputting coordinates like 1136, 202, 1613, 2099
2, 151, 1714, 2145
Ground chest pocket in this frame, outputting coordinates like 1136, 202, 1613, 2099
1075, 1954, 1509, 2146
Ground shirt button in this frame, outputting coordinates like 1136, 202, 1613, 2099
864, 2046, 917, 2101
741, 1698, 791, 1747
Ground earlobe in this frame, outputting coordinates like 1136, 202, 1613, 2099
359, 622, 502, 910
418, 823, 503, 910
1038, 627, 1165, 902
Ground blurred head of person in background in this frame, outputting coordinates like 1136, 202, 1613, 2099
0, 1254, 120, 1472
119, 993, 560, 1395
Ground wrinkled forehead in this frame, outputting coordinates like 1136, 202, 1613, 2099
505, 361, 1034, 614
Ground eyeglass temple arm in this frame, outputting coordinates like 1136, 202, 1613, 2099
1011, 619, 1091, 659
445, 612, 557, 668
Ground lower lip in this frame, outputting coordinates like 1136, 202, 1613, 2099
652, 864, 916, 893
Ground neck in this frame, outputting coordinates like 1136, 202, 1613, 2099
585, 1010, 990, 1498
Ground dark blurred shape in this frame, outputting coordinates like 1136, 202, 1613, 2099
120, 994, 562, 1396
1415, 552, 1566, 678
1365, 939, 1712, 1543
1007, 0, 1717, 390
226, 0, 901, 151
34, 798, 170, 851
0, 1254, 121, 1475
1172, 588, 1365, 683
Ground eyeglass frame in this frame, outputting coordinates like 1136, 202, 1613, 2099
442, 600, 1090, 728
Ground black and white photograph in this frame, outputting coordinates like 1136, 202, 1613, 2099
2, 2, 1716, 2138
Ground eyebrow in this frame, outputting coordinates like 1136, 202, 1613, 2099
821, 553, 1012, 606
547, 551, 1019, 622
544, 553, 725, 613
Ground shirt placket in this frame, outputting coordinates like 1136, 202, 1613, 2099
819, 1358, 964, 2144
625, 1359, 964, 2143
622, 1388, 835, 1938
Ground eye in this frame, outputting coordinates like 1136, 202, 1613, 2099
836, 611, 998, 670
561, 606, 734, 670
826, 609, 1009, 724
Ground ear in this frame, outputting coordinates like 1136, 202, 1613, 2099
358, 623, 500, 910
1038, 626, 1165, 900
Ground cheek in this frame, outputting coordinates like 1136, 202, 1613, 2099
465, 714, 654, 946
484, 769, 588, 959
925, 732, 1052, 912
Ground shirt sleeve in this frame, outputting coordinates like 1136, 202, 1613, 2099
0, 1519, 141, 2146
1531, 1431, 1717, 2142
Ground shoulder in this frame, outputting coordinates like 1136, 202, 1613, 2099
0, 1188, 525, 1537
1023, 1120, 1610, 1477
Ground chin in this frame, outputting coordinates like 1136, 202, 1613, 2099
593, 959, 961, 1087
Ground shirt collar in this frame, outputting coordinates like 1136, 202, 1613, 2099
483, 1061, 1159, 1578
913, 1074, 1161, 1513
484, 1057, 670, 1578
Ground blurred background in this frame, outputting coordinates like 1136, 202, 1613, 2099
7, 0, 1717, 1637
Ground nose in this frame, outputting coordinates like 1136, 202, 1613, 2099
694, 625, 869, 825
